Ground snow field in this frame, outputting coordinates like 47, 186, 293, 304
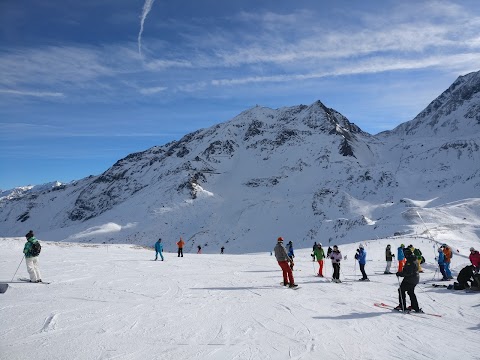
0, 237, 479, 360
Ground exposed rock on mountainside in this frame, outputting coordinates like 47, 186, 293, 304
1, 71, 480, 252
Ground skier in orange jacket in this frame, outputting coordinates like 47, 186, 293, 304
176, 238, 185, 257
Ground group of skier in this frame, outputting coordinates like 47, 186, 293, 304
153, 237, 226, 260
278, 238, 480, 314
18, 229, 480, 313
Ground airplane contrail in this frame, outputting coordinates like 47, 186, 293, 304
138, 0, 156, 56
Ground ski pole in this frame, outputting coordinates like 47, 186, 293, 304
417, 284, 437, 303
11, 255, 25, 282
340, 263, 347, 280
397, 276, 405, 312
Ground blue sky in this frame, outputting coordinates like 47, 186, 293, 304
1, 0, 480, 190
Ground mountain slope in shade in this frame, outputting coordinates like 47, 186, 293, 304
1, 72, 479, 253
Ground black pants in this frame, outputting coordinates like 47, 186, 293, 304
360, 263, 368, 279
178, 248, 183, 257
332, 263, 340, 279
398, 282, 419, 310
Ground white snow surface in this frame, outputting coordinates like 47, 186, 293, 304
1, 236, 479, 360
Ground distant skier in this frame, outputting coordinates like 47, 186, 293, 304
176, 237, 185, 257
355, 244, 369, 281
442, 244, 454, 279
409, 245, 423, 273
397, 244, 406, 272
220, 246, 225, 254
311, 242, 317, 261
287, 241, 295, 270
197, 245, 202, 254
437, 247, 448, 281
274, 237, 297, 288
287, 241, 295, 259
395, 247, 423, 313
469, 247, 480, 272
23, 230, 42, 283
154, 238, 164, 261
313, 243, 325, 277
327, 246, 333, 258
384, 244, 395, 274
329, 245, 342, 283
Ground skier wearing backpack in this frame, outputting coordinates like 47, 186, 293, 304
23, 230, 42, 282
410, 245, 423, 273
395, 247, 423, 313
313, 243, 325, 277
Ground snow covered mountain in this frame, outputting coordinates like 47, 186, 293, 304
1, 71, 479, 253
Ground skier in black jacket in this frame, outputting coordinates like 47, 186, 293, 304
395, 247, 423, 313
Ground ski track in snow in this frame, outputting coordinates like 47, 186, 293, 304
0, 237, 479, 360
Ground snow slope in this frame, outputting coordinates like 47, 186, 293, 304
0, 71, 479, 255
1, 235, 478, 360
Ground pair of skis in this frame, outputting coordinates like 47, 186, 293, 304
374, 302, 441, 317
0, 278, 50, 293
17, 278, 51, 284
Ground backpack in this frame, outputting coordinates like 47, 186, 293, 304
30, 242, 41, 257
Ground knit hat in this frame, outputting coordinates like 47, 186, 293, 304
470, 247, 475, 251
25, 230, 34, 239
277, 237, 284, 242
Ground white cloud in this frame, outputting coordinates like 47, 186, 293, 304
138, 0, 156, 56
0, 89, 64, 97
139, 86, 167, 95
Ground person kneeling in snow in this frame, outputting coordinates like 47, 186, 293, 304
453, 265, 475, 290
395, 247, 423, 313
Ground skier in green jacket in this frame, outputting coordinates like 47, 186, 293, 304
23, 230, 42, 282
314, 243, 325, 277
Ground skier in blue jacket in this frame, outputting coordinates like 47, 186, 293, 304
355, 244, 369, 281
437, 247, 448, 280
397, 244, 406, 272
154, 238, 164, 261
287, 241, 295, 270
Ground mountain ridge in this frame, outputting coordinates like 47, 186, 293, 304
1, 71, 479, 252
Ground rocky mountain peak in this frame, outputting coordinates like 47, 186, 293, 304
388, 70, 480, 137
